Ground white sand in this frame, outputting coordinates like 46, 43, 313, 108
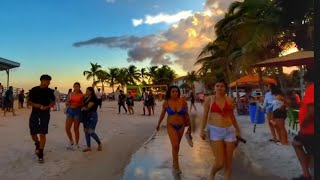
0, 101, 158, 180
0, 100, 301, 180
236, 115, 300, 179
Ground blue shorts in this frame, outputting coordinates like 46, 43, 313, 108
207, 125, 237, 142
66, 107, 81, 119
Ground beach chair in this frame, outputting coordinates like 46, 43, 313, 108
287, 108, 299, 135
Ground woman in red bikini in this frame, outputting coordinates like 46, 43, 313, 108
65, 82, 84, 150
156, 86, 192, 175
199, 79, 241, 180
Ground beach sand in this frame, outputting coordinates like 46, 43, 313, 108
0, 101, 158, 180
0, 100, 301, 180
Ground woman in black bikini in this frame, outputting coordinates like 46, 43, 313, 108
156, 86, 192, 174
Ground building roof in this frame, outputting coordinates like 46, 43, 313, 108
0, 57, 20, 71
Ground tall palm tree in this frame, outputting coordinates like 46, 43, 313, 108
127, 65, 141, 85
95, 70, 109, 93
140, 67, 146, 84
108, 68, 120, 93
153, 65, 177, 86
185, 71, 198, 91
197, 0, 285, 82
115, 68, 130, 89
83, 62, 103, 88
146, 66, 158, 84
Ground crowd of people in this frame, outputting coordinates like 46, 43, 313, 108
0, 68, 315, 180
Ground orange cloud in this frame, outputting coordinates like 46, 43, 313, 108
182, 34, 212, 49
186, 28, 197, 38
160, 41, 179, 52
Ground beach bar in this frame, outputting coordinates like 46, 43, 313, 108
0, 57, 20, 88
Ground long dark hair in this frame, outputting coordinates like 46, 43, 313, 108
214, 79, 229, 94
87, 87, 97, 99
165, 85, 180, 99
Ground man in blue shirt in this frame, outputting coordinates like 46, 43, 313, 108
262, 84, 279, 143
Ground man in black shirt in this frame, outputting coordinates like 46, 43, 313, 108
27, 74, 55, 163
118, 90, 127, 114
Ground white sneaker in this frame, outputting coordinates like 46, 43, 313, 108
185, 132, 193, 147
66, 144, 75, 151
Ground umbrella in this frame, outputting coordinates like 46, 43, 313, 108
229, 74, 276, 88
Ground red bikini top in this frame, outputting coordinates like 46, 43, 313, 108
211, 96, 233, 115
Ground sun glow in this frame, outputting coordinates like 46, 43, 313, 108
281, 45, 300, 74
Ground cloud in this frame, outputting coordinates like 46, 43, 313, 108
74, 0, 235, 72
132, 19, 143, 27
132, 10, 193, 26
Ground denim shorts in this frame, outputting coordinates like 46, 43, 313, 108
207, 125, 237, 142
66, 107, 81, 119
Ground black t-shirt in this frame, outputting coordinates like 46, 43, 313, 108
147, 95, 154, 105
29, 86, 55, 107
84, 96, 98, 112
119, 94, 126, 104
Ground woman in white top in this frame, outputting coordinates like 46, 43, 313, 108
270, 86, 288, 145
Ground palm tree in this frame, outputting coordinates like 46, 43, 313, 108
140, 67, 146, 85
197, 0, 285, 83
115, 68, 130, 89
83, 62, 103, 88
153, 65, 177, 86
108, 68, 120, 93
95, 70, 109, 93
127, 65, 141, 85
185, 71, 198, 91
146, 66, 158, 84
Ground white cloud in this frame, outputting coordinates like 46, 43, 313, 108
132, 10, 193, 26
105, 0, 115, 3
132, 19, 143, 27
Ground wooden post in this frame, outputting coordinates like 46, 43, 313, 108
6, 69, 9, 88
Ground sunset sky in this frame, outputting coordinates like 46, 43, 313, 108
1, 0, 296, 93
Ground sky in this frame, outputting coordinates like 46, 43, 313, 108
0, 0, 238, 93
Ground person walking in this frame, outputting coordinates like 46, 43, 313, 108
156, 85, 192, 175
65, 82, 84, 150
118, 90, 127, 114
126, 90, 134, 115
18, 90, 25, 109
27, 74, 55, 163
53, 87, 60, 111
270, 86, 288, 145
262, 84, 280, 143
141, 88, 149, 115
3, 86, 16, 116
147, 91, 155, 116
82, 87, 102, 152
199, 79, 241, 180
292, 69, 314, 180
96, 88, 102, 109
189, 91, 197, 113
